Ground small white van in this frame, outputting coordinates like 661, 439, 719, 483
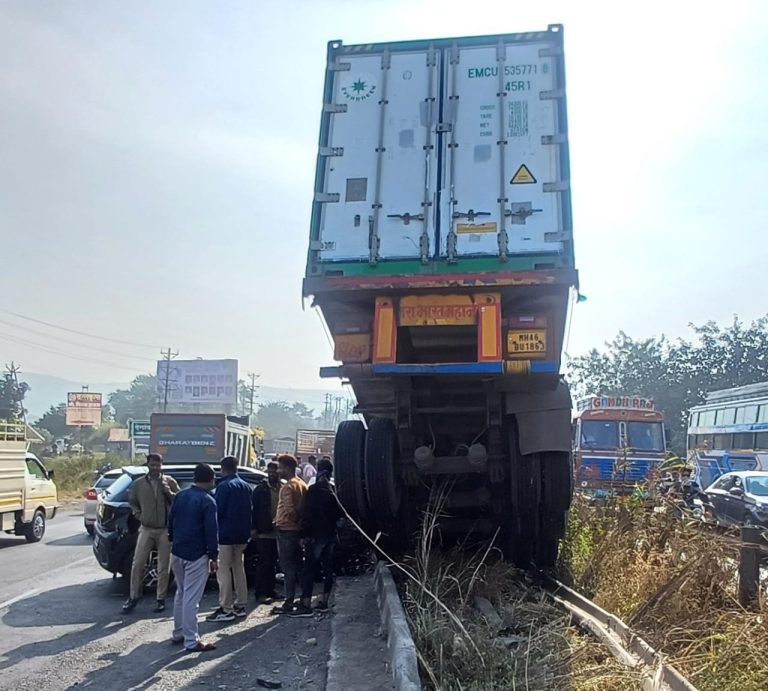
0, 422, 58, 542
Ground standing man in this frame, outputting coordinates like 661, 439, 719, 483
274, 454, 307, 614
299, 455, 317, 483
251, 461, 281, 603
207, 456, 253, 622
168, 463, 219, 653
122, 453, 179, 614
290, 458, 343, 617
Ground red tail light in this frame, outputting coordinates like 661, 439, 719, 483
84, 489, 97, 500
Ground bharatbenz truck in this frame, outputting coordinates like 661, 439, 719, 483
0, 421, 58, 542
150, 413, 252, 466
303, 26, 576, 566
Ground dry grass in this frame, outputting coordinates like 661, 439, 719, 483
559, 495, 768, 691
396, 489, 643, 690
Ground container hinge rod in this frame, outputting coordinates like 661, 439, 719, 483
323, 103, 348, 113
446, 229, 457, 263
314, 192, 340, 203
368, 215, 380, 266
497, 229, 509, 261
505, 203, 542, 224
419, 231, 430, 264
453, 209, 491, 222
386, 212, 424, 225
319, 146, 344, 157
543, 181, 570, 193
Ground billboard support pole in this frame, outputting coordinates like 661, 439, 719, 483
160, 348, 179, 413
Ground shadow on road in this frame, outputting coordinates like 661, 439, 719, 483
46, 533, 92, 547
0, 578, 129, 669
0, 536, 27, 549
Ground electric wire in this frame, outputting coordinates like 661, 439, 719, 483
0, 333, 148, 373
0, 308, 162, 350
0, 317, 155, 363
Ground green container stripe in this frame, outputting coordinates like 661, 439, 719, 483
307, 255, 571, 278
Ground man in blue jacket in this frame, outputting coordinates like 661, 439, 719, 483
206, 455, 253, 622
168, 463, 218, 653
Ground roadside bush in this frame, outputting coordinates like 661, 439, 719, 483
558, 495, 768, 691
46, 453, 129, 497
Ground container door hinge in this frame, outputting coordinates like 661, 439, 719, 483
323, 103, 348, 113
330, 60, 351, 71
541, 133, 567, 145
319, 146, 344, 157
539, 89, 566, 100
543, 180, 570, 193
315, 192, 340, 203
505, 203, 542, 224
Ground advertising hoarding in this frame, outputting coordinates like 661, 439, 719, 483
156, 359, 238, 405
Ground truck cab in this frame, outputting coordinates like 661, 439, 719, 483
1, 422, 58, 542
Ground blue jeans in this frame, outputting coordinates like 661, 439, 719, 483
301, 536, 335, 599
277, 530, 302, 602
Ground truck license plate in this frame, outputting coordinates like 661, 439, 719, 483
507, 329, 547, 356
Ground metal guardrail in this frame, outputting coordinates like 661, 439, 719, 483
542, 575, 699, 691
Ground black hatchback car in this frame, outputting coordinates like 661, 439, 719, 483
704, 470, 768, 528
92, 464, 266, 589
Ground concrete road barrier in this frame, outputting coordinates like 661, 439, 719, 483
374, 561, 421, 691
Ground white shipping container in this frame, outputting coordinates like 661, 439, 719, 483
310, 26, 572, 267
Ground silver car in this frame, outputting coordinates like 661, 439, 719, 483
84, 469, 123, 535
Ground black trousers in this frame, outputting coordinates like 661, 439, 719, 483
254, 537, 278, 597
301, 536, 335, 599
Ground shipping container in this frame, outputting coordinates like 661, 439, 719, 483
307, 25, 572, 277
304, 26, 577, 568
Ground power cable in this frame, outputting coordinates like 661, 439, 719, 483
0, 317, 155, 363
0, 333, 147, 373
0, 308, 162, 350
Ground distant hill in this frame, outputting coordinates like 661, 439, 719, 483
20, 372, 343, 421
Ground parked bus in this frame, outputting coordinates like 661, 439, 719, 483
573, 395, 667, 496
687, 382, 768, 489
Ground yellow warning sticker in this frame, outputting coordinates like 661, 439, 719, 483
511, 164, 536, 185
457, 222, 497, 234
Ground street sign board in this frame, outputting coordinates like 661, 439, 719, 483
65, 392, 102, 427
128, 420, 151, 438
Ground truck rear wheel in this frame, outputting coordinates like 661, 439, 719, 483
365, 418, 402, 520
25, 509, 46, 543
334, 420, 369, 521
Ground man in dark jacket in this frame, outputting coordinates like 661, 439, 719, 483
206, 456, 253, 622
289, 458, 343, 617
251, 461, 281, 603
168, 463, 218, 652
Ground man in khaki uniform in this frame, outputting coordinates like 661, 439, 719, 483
122, 454, 179, 614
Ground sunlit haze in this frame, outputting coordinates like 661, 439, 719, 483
1, 0, 766, 391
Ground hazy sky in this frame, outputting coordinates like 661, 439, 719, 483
1, 1, 766, 392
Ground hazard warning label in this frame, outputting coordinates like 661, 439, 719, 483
510, 164, 536, 185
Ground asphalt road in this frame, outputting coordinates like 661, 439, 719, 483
0, 507, 334, 690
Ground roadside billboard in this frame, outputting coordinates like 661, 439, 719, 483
156, 359, 238, 405
65, 392, 102, 426
295, 429, 335, 456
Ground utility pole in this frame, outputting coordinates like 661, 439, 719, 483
160, 348, 179, 413
80, 384, 88, 456
4, 361, 26, 424
246, 372, 260, 424
323, 393, 333, 429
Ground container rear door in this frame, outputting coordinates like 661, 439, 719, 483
440, 39, 565, 258
317, 48, 440, 262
